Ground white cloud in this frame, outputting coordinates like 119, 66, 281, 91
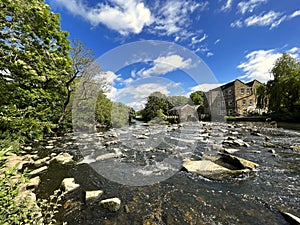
244, 11, 283, 28
114, 83, 172, 109
230, 20, 243, 28
237, 49, 284, 82
288, 10, 300, 19
214, 39, 220, 45
55, 0, 152, 35
191, 34, 208, 45
152, 0, 208, 36
232, 10, 300, 29
287, 47, 300, 59
187, 83, 222, 96
137, 55, 192, 77
237, 0, 267, 14
221, 0, 233, 12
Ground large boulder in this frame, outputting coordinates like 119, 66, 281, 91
99, 197, 121, 212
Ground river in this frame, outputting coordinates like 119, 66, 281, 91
34, 121, 300, 224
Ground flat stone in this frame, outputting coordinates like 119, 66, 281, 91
223, 148, 240, 154
85, 190, 103, 204
280, 212, 300, 224
61, 178, 80, 193
263, 142, 276, 148
54, 152, 74, 164
27, 176, 41, 189
291, 146, 300, 151
105, 140, 119, 146
29, 166, 48, 176
45, 145, 54, 149
34, 156, 51, 166
182, 160, 244, 180
99, 197, 121, 212
218, 153, 258, 170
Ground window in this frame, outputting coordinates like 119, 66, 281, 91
240, 88, 245, 95
222, 101, 225, 106
249, 99, 254, 106
228, 109, 233, 115
228, 100, 233, 106
242, 99, 246, 106
228, 90, 232, 95
247, 87, 252, 95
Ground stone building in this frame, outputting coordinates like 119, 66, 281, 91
206, 79, 262, 116
169, 104, 200, 122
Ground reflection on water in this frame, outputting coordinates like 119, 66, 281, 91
35, 122, 299, 224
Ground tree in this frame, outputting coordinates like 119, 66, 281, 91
58, 39, 94, 124
167, 95, 190, 107
268, 53, 300, 112
141, 92, 173, 122
0, 0, 72, 141
95, 91, 112, 126
190, 91, 205, 105
255, 84, 268, 111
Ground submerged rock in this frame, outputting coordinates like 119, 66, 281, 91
99, 197, 121, 212
61, 178, 80, 193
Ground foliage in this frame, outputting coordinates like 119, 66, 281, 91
0, 146, 64, 224
190, 91, 205, 105
95, 91, 113, 126
167, 95, 190, 107
255, 53, 300, 115
141, 92, 173, 122
269, 53, 300, 112
0, 0, 72, 141
255, 84, 268, 110
111, 102, 135, 128
58, 39, 107, 127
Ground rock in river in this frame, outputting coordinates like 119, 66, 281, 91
99, 197, 121, 212
85, 190, 103, 204
54, 152, 74, 164
61, 178, 80, 193
182, 160, 235, 180
217, 153, 259, 170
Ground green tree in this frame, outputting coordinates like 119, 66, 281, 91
269, 53, 300, 112
190, 91, 205, 105
255, 84, 268, 111
95, 91, 112, 126
141, 92, 173, 122
167, 95, 189, 107
0, 0, 72, 141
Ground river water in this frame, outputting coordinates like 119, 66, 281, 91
35, 122, 300, 225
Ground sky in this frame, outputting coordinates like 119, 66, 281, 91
46, 0, 300, 109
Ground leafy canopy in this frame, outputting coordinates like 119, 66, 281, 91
0, 0, 72, 141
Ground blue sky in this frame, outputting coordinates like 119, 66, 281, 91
47, 0, 300, 109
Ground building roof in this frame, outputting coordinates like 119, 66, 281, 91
170, 104, 200, 111
207, 79, 262, 92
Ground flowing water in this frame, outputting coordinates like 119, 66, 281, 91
34, 122, 300, 225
